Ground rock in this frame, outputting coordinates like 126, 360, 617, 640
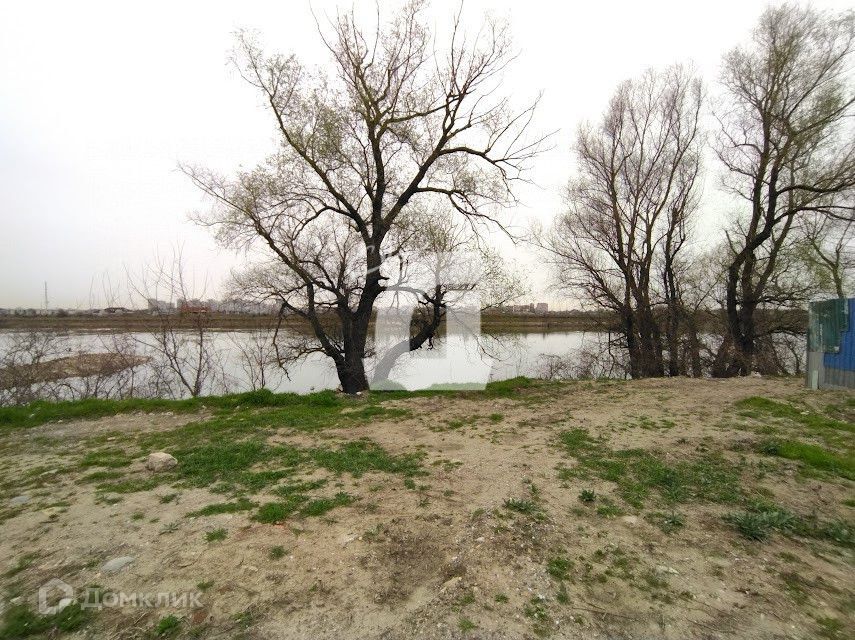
620, 515, 639, 526
145, 452, 177, 472
339, 533, 359, 546
102, 556, 135, 574
441, 576, 462, 592
655, 565, 679, 575
9, 495, 29, 506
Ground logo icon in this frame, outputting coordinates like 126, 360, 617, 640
38, 578, 74, 615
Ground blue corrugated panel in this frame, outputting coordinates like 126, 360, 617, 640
823, 298, 855, 372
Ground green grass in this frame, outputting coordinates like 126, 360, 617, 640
0, 602, 90, 639
269, 545, 286, 560
188, 497, 256, 517
758, 439, 855, 480
79, 470, 125, 483
458, 617, 477, 632
152, 614, 182, 638
503, 498, 540, 516
735, 397, 854, 434
299, 492, 353, 517
78, 449, 134, 469
204, 528, 228, 542
558, 428, 742, 508
308, 439, 424, 477
725, 501, 854, 546
0, 379, 549, 434
254, 497, 307, 524
0, 388, 343, 430
4, 553, 37, 578
645, 511, 686, 534
578, 489, 596, 503
546, 556, 573, 581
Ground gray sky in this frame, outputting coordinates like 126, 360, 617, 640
1, 0, 850, 309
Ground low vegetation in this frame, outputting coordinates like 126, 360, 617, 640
0, 377, 852, 640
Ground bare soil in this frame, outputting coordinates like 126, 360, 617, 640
0, 377, 852, 640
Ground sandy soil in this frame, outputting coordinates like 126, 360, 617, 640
0, 377, 852, 640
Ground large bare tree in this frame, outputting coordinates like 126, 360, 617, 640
714, 3, 855, 376
187, 1, 545, 393
540, 65, 704, 378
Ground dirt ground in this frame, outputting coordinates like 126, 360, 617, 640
0, 377, 852, 640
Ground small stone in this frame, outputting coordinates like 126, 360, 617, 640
339, 533, 358, 546
655, 565, 679, 575
9, 495, 29, 506
441, 576, 462, 591
145, 452, 177, 472
475, 536, 485, 543
102, 556, 135, 574
621, 515, 639, 526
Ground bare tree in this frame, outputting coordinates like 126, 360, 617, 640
131, 250, 227, 398
539, 65, 704, 378
798, 210, 854, 298
714, 3, 855, 376
228, 326, 285, 391
186, 1, 546, 393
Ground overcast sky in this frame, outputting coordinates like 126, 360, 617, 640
1, 0, 850, 309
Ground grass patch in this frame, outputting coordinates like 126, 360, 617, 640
0, 602, 90, 639
645, 511, 686, 534
152, 614, 182, 638
578, 489, 596, 503
758, 439, 855, 480
309, 439, 424, 477
546, 556, 573, 581
299, 492, 353, 517
725, 501, 853, 546
188, 497, 256, 517
253, 495, 309, 524
558, 428, 741, 508
735, 397, 854, 434
4, 553, 37, 578
504, 498, 539, 515
458, 617, 477, 632
205, 528, 228, 542
0, 388, 344, 430
79, 470, 124, 483
96, 476, 163, 494
78, 449, 133, 469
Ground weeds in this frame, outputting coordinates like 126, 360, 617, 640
725, 501, 853, 546
558, 428, 741, 508
204, 528, 228, 542
152, 614, 182, 638
578, 489, 596, 503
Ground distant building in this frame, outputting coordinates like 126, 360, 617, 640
535, 302, 549, 314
